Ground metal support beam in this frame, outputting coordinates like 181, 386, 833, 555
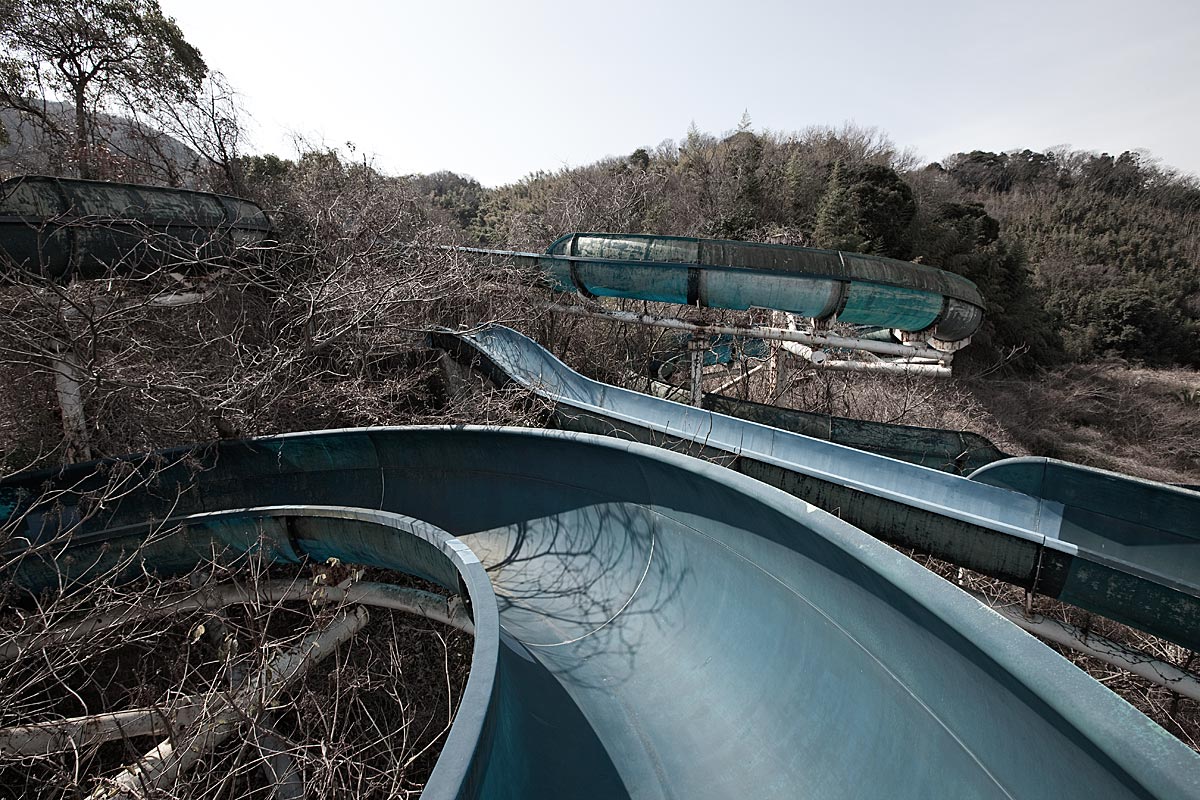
687, 333, 708, 407
548, 303, 952, 363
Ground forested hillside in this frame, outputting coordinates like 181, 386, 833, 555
1, 0, 1197, 475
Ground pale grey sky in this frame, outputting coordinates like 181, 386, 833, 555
158, 0, 1200, 186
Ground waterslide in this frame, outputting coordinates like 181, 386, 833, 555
3, 226, 1198, 795
434, 325, 1200, 652
463, 232, 985, 347
633, 336, 1007, 473
0, 176, 273, 280
666, 389, 1008, 474
2, 427, 1198, 798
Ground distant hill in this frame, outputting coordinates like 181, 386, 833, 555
0, 100, 199, 186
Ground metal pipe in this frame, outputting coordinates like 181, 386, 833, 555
968, 591, 1200, 703
710, 362, 767, 396
769, 344, 790, 403
779, 342, 952, 378
781, 341, 828, 365
815, 360, 951, 377
548, 304, 953, 362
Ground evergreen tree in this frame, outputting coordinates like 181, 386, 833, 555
812, 161, 864, 251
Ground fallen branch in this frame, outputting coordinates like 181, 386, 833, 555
88, 605, 369, 800
1, 579, 473, 662
0, 702, 203, 757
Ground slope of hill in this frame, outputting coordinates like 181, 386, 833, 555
0, 101, 199, 186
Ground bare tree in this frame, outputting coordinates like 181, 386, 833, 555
0, 0, 206, 179
0, 150, 543, 472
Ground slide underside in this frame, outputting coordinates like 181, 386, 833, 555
2, 428, 1197, 798
696, 392, 1008, 474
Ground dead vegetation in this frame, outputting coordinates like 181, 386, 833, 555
969, 361, 1200, 484
0, 162, 546, 474
0, 547, 472, 799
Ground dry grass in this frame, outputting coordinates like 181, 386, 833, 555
968, 362, 1200, 484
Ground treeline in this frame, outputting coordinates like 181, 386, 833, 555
351, 123, 1198, 369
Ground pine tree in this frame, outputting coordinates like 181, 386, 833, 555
812, 161, 864, 251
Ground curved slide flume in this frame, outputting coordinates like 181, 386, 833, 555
2, 428, 1198, 798
434, 325, 1200, 652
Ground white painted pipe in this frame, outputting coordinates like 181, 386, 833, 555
779, 341, 951, 377
548, 303, 953, 362
969, 591, 1200, 702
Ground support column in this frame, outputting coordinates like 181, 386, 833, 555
687, 333, 709, 407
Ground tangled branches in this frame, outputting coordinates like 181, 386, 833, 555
0, 540, 472, 799
0, 156, 545, 473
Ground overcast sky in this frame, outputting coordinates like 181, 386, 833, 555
158, 0, 1200, 187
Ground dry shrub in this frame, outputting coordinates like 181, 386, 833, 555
970, 361, 1200, 484
0, 159, 545, 474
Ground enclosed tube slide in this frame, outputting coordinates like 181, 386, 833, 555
2, 428, 1198, 798
0, 176, 273, 280
464, 232, 985, 348
435, 325, 1200, 651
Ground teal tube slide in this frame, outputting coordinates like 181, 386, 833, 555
456, 232, 984, 345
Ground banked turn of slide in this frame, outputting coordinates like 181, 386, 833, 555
2, 428, 1198, 798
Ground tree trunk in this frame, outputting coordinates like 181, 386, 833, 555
49, 334, 91, 463
73, 86, 93, 179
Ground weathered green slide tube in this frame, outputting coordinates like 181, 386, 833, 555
2, 428, 1197, 798
545, 233, 985, 344
461, 232, 984, 347
0, 175, 273, 280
